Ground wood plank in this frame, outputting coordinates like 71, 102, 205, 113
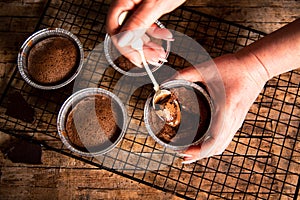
0, 0, 299, 199
0, 157, 181, 200
0, 1, 46, 17
184, 0, 300, 33
185, 0, 299, 7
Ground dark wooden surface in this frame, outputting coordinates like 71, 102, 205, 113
0, 0, 299, 199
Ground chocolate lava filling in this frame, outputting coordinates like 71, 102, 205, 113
27, 36, 80, 85
150, 86, 211, 146
154, 92, 180, 127
65, 94, 123, 152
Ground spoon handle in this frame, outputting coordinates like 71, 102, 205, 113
132, 39, 160, 91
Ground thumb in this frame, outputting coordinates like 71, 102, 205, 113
120, 0, 186, 32
116, 4, 163, 47
117, 0, 186, 46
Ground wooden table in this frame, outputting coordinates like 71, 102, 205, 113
0, 0, 299, 199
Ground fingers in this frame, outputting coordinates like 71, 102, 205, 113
117, 22, 173, 49
179, 97, 251, 165
106, 0, 142, 35
107, 0, 181, 68
121, 46, 143, 68
115, 3, 163, 47
114, 0, 185, 46
146, 24, 174, 41
114, 41, 168, 68
144, 41, 167, 61
134, 43, 167, 67
180, 135, 218, 164
118, 0, 186, 32
180, 134, 228, 164
180, 145, 202, 164
111, 28, 169, 68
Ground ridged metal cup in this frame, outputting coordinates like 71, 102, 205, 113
18, 28, 84, 90
104, 20, 171, 77
57, 88, 128, 156
144, 80, 213, 151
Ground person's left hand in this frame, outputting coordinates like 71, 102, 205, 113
174, 53, 269, 164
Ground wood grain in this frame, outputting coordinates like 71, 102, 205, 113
0, 0, 299, 199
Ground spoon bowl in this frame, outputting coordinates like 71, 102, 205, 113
152, 89, 172, 106
154, 91, 181, 127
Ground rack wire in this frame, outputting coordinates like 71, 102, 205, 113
0, 0, 299, 199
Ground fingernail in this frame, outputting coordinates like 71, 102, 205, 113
178, 153, 193, 158
182, 159, 198, 165
118, 11, 128, 25
148, 61, 161, 67
159, 57, 168, 63
131, 60, 143, 68
165, 37, 175, 41
118, 31, 134, 47
142, 34, 151, 43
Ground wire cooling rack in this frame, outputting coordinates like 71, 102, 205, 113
0, 0, 299, 199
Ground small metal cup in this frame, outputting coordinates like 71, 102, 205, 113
18, 28, 84, 90
57, 88, 128, 156
104, 21, 171, 77
144, 80, 213, 151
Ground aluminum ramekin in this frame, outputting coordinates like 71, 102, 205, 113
57, 88, 128, 156
144, 80, 213, 151
18, 28, 84, 90
104, 20, 171, 77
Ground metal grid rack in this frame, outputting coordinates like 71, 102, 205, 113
0, 0, 299, 199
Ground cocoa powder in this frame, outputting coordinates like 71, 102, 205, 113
65, 94, 122, 152
27, 36, 79, 84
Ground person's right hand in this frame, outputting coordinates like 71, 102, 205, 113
106, 0, 186, 67
106, 0, 186, 37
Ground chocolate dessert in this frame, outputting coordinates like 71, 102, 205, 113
6, 139, 42, 164
65, 94, 122, 152
150, 86, 211, 146
154, 92, 181, 127
5, 91, 35, 123
27, 36, 79, 85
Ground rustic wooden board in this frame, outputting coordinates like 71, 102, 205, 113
0, 0, 299, 199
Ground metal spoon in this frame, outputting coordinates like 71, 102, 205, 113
118, 12, 180, 126
130, 39, 172, 106
117, 12, 172, 105
131, 39, 181, 127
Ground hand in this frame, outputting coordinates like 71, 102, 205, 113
106, 0, 186, 36
176, 19, 300, 164
175, 53, 269, 164
106, 0, 186, 66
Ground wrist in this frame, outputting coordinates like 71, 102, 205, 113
234, 49, 270, 86
236, 19, 300, 79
